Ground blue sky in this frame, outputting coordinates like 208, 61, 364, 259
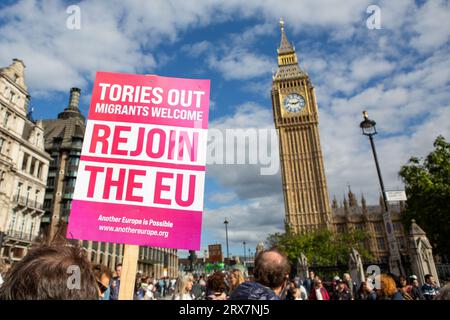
1, 0, 449, 258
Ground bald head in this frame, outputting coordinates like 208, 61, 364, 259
254, 248, 290, 289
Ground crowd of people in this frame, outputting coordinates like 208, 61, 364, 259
0, 244, 448, 300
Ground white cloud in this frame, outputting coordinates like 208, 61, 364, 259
351, 56, 395, 82
207, 49, 274, 80
208, 192, 237, 204
410, 0, 450, 53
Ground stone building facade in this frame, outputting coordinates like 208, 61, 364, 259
0, 59, 50, 262
41, 86, 178, 277
331, 189, 409, 264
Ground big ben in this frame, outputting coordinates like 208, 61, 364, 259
271, 20, 332, 234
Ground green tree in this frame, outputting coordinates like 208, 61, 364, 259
399, 135, 450, 259
267, 228, 372, 267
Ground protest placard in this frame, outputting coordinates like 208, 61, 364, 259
67, 71, 210, 251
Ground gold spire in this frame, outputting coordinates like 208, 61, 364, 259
278, 18, 295, 54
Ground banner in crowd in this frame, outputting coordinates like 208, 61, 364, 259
67, 71, 210, 250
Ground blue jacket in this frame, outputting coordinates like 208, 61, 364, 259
229, 282, 280, 300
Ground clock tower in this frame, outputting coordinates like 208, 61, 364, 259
271, 20, 332, 234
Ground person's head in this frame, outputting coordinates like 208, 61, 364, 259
313, 279, 323, 289
207, 271, 228, 294
361, 281, 372, 293
412, 279, 420, 287
399, 275, 407, 287
115, 264, 122, 278
309, 271, 315, 279
175, 274, 194, 295
0, 245, 98, 300
337, 280, 346, 291
343, 273, 351, 281
379, 274, 398, 298
253, 248, 291, 293
230, 269, 245, 289
424, 274, 434, 285
92, 264, 112, 299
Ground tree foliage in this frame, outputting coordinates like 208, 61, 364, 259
399, 135, 450, 259
267, 228, 372, 266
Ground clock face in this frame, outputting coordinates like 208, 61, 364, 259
283, 93, 305, 113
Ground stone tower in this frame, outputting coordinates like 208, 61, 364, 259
271, 20, 332, 234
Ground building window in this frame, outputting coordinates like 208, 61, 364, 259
65, 177, 76, 188
47, 177, 55, 187
43, 199, 52, 209
377, 237, 386, 251
16, 182, 23, 201
393, 222, 402, 233
30, 158, 36, 176
8, 211, 17, 231
3, 112, 11, 127
9, 91, 15, 103
374, 223, 384, 234
26, 186, 31, 204
0, 137, 5, 153
68, 156, 80, 166
50, 155, 58, 167
22, 153, 29, 171
37, 163, 43, 179
397, 237, 406, 250
72, 138, 83, 149
0, 171, 5, 189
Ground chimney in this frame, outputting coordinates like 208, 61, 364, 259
68, 87, 81, 110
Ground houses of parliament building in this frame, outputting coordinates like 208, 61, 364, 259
271, 20, 409, 265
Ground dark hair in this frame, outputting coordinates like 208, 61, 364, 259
92, 263, 112, 280
387, 272, 402, 288
424, 274, 433, 282
207, 271, 228, 293
0, 245, 98, 300
253, 248, 290, 289
115, 263, 122, 270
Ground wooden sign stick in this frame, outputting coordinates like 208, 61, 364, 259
118, 244, 139, 300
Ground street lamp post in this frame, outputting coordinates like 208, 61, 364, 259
360, 111, 405, 276
224, 218, 229, 263
243, 241, 246, 264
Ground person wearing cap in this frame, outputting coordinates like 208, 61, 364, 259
408, 275, 424, 300
333, 279, 352, 300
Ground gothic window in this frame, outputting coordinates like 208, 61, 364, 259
374, 222, 384, 234
377, 237, 386, 251
393, 222, 402, 233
